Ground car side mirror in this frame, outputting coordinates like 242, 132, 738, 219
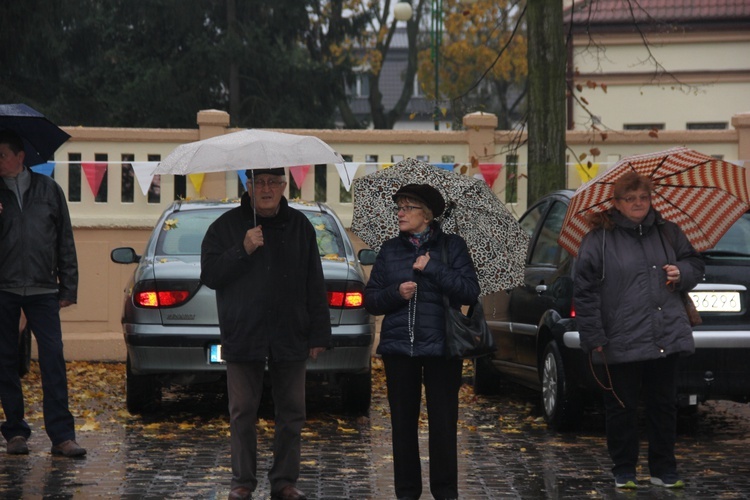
111, 247, 140, 264
358, 248, 377, 266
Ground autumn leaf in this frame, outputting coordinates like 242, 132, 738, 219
590, 147, 601, 157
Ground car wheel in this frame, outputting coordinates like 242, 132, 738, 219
541, 340, 583, 431
126, 355, 161, 414
18, 325, 32, 378
473, 355, 501, 395
341, 371, 371, 415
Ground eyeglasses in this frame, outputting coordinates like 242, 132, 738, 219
251, 179, 285, 189
618, 194, 651, 204
392, 205, 423, 215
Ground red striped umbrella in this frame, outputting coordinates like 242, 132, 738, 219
558, 147, 750, 256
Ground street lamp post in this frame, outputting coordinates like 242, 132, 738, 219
430, 0, 443, 131
394, 1, 442, 131
395, 1, 477, 131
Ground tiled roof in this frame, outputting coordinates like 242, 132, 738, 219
564, 0, 750, 25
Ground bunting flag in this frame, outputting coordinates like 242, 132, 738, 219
338, 162, 361, 192
237, 170, 248, 188
31, 162, 55, 177
131, 162, 159, 196
478, 163, 502, 187
363, 163, 378, 176
432, 163, 454, 171
575, 162, 600, 183
188, 173, 205, 194
289, 165, 311, 190
82, 162, 108, 197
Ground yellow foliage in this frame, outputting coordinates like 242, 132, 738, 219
418, 0, 527, 103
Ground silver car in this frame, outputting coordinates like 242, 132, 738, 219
111, 199, 375, 414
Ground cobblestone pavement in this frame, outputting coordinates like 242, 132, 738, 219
2, 360, 750, 499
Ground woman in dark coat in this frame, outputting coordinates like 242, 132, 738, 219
364, 184, 480, 500
574, 172, 704, 490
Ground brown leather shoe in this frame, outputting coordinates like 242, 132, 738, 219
7, 436, 29, 455
272, 485, 307, 500
51, 439, 87, 457
228, 486, 252, 500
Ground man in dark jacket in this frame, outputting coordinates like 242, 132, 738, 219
201, 168, 331, 500
0, 130, 85, 457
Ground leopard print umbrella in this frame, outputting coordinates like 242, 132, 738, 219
351, 158, 528, 295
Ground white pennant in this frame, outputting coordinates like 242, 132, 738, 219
131, 162, 159, 196
337, 162, 362, 192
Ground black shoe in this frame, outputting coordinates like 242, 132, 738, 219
7, 436, 29, 455
272, 485, 307, 500
228, 486, 253, 500
51, 439, 86, 457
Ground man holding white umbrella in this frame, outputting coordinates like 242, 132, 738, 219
200, 167, 331, 500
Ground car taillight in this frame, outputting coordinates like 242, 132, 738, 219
328, 291, 364, 308
327, 281, 365, 309
132, 280, 200, 308
569, 300, 576, 318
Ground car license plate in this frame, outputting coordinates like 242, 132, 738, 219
209, 344, 225, 364
688, 291, 742, 313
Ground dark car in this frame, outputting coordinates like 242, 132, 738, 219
111, 199, 375, 415
475, 190, 750, 430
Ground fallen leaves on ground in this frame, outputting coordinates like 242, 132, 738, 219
15, 356, 546, 442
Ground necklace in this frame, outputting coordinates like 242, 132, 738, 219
408, 284, 418, 356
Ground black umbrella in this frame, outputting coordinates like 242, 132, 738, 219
0, 103, 71, 167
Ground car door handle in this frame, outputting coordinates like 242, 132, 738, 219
535, 284, 547, 294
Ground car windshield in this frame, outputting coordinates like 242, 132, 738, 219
704, 212, 750, 256
154, 208, 346, 258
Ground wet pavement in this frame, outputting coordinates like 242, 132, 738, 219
2, 359, 750, 499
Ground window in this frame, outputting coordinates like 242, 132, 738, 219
121, 154, 135, 203
505, 154, 519, 204
315, 164, 326, 201
340, 155, 353, 203
68, 153, 81, 202
413, 75, 423, 97
347, 72, 370, 98
623, 123, 664, 131
148, 154, 163, 203
157, 209, 226, 256
94, 153, 109, 202
687, 122, 727, 130
529, 201, 568, 266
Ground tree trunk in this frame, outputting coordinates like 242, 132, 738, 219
526, 0, 566, 205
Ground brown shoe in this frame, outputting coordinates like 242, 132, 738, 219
51, 439, 87, 457
7, 436, 29, 455
228, 486, 252, 500
272, 485, 307, 500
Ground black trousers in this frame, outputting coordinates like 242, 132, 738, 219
602, 354, 679, 478
382, 354, 463, 500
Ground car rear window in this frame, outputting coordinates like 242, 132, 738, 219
154, 208, 346, 258
303, 212, 346, 258
156, 209, 227, 256
712, 213, 750, 255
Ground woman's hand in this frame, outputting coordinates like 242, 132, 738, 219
399, 281, 417, 300
413, 252, 430, 272
663, 264, 681, 284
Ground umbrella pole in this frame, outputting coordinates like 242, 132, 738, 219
250, 170, 257, 226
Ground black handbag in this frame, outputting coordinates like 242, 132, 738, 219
440, 238, 496, 359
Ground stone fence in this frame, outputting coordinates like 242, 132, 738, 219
42, 109, 750, 360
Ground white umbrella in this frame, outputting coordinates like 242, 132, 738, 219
152, 129, 345, 175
